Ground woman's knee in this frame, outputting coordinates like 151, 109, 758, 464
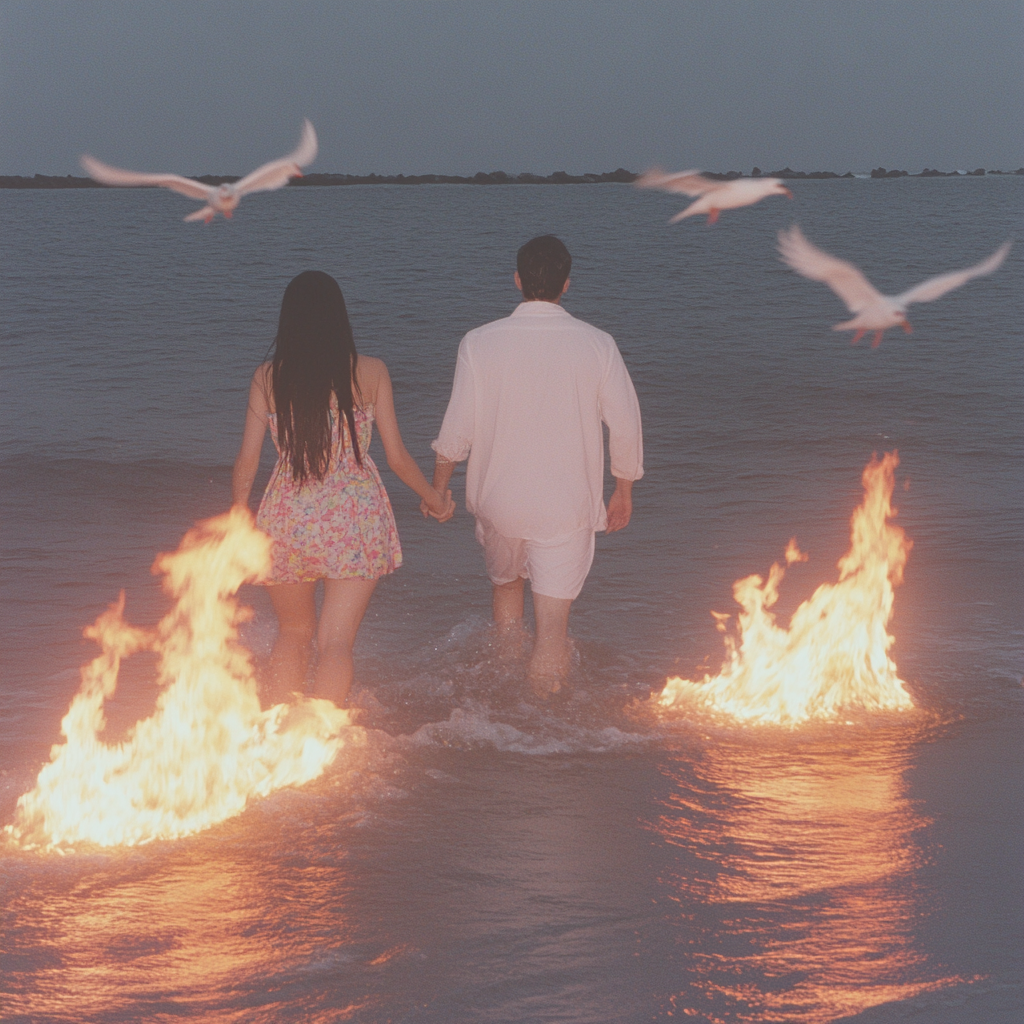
267, 582, 318, 644
316, 637, 356, 666
318, 579, 377, 644
277, 620, 316, 647
316, 619, 358, 656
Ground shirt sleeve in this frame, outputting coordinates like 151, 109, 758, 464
431, 339, 475, 462
599, 343, 644, 481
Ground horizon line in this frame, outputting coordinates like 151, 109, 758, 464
2, 165, 1023, 189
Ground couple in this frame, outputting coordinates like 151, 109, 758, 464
232, 236, 644, 706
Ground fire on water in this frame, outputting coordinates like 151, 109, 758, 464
5, 508, 356, 851
657, 452, 915, 725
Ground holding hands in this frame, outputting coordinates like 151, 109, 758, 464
421, 454, 458, 524
421, 488, 455, 523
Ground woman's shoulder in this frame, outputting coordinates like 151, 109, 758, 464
355, 355, 389, 403
252, 361, 273, 405
357, 354, 387, 376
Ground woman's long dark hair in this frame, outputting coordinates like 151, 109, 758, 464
270, 271, 361, 485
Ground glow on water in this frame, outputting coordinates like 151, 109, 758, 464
654, 728, 967, 1022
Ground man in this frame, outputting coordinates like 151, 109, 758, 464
425, 235, 643, 690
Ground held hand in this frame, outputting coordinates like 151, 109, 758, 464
433, 489, 456, 522
605, 485, 632, 533
422, 488, 455, 523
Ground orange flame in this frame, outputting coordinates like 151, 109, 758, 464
657, 453, 914, 724
5, 508, 355, 850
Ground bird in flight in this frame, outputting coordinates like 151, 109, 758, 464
777, 225, 1011, 347
635, 168, 792, 224
81, 120, 318, 223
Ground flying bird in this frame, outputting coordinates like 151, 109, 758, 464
777, 225, 1011, 347
80, 120, 318, 223
635, 168, 793, 224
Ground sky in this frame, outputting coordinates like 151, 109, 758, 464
1, 0, 1022, 178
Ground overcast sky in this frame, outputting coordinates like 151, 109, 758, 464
1, 0, 1022, 177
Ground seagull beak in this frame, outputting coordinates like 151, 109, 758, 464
901, 320, 913, 334
782, 187, 793, 199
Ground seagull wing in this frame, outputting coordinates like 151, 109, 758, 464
634, 167, 717, 197
777, 225, 881, 313
233, 119, 319, 196
897, 241, 1012, 306
183, 205, 217, 222
80, 155, 214, 200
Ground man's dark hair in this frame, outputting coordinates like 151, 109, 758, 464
516, 235, 572, 301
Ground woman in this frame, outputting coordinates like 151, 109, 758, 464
232, 271, 453, 706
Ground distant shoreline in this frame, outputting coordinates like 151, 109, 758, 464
2, 165, 1023, 189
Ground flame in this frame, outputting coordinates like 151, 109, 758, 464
5, 508, 355, 850
657, 452, 914, 724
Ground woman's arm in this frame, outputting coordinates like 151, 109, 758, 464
371, 362, 454, 520
231, 366, 271, 510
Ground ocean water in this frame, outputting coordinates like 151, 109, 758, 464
1, 178, 1021, 1022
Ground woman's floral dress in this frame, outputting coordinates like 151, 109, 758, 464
256, 402, 402, 583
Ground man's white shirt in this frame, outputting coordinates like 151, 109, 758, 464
433, 301, 644, 541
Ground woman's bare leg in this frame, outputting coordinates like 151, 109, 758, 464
266, 582, 318, 704
314, 578, 379, 705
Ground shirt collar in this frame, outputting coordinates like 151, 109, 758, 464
510, 300, 571, 318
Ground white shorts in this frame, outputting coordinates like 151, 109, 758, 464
474, 520, 596, 601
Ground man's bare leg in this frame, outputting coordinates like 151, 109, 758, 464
491, 578, 530, 660
493, 577, 525, 626
529, 592, 572, 693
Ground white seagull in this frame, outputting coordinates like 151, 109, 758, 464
80, 120, 318, 223
777, 225, 1011, 347
635, 167, 792, 224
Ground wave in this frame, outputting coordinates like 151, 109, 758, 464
398, 703, 650, 756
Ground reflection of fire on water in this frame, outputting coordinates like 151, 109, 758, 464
651, 454, 962, 1018
5, 509, 355, 850
656, 733, 962, 1022
657, 452, 915, 724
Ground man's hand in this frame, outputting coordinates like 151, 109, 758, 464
421, 455, 457, 522
421, 489, 456, 522
605, 479, 633, 533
